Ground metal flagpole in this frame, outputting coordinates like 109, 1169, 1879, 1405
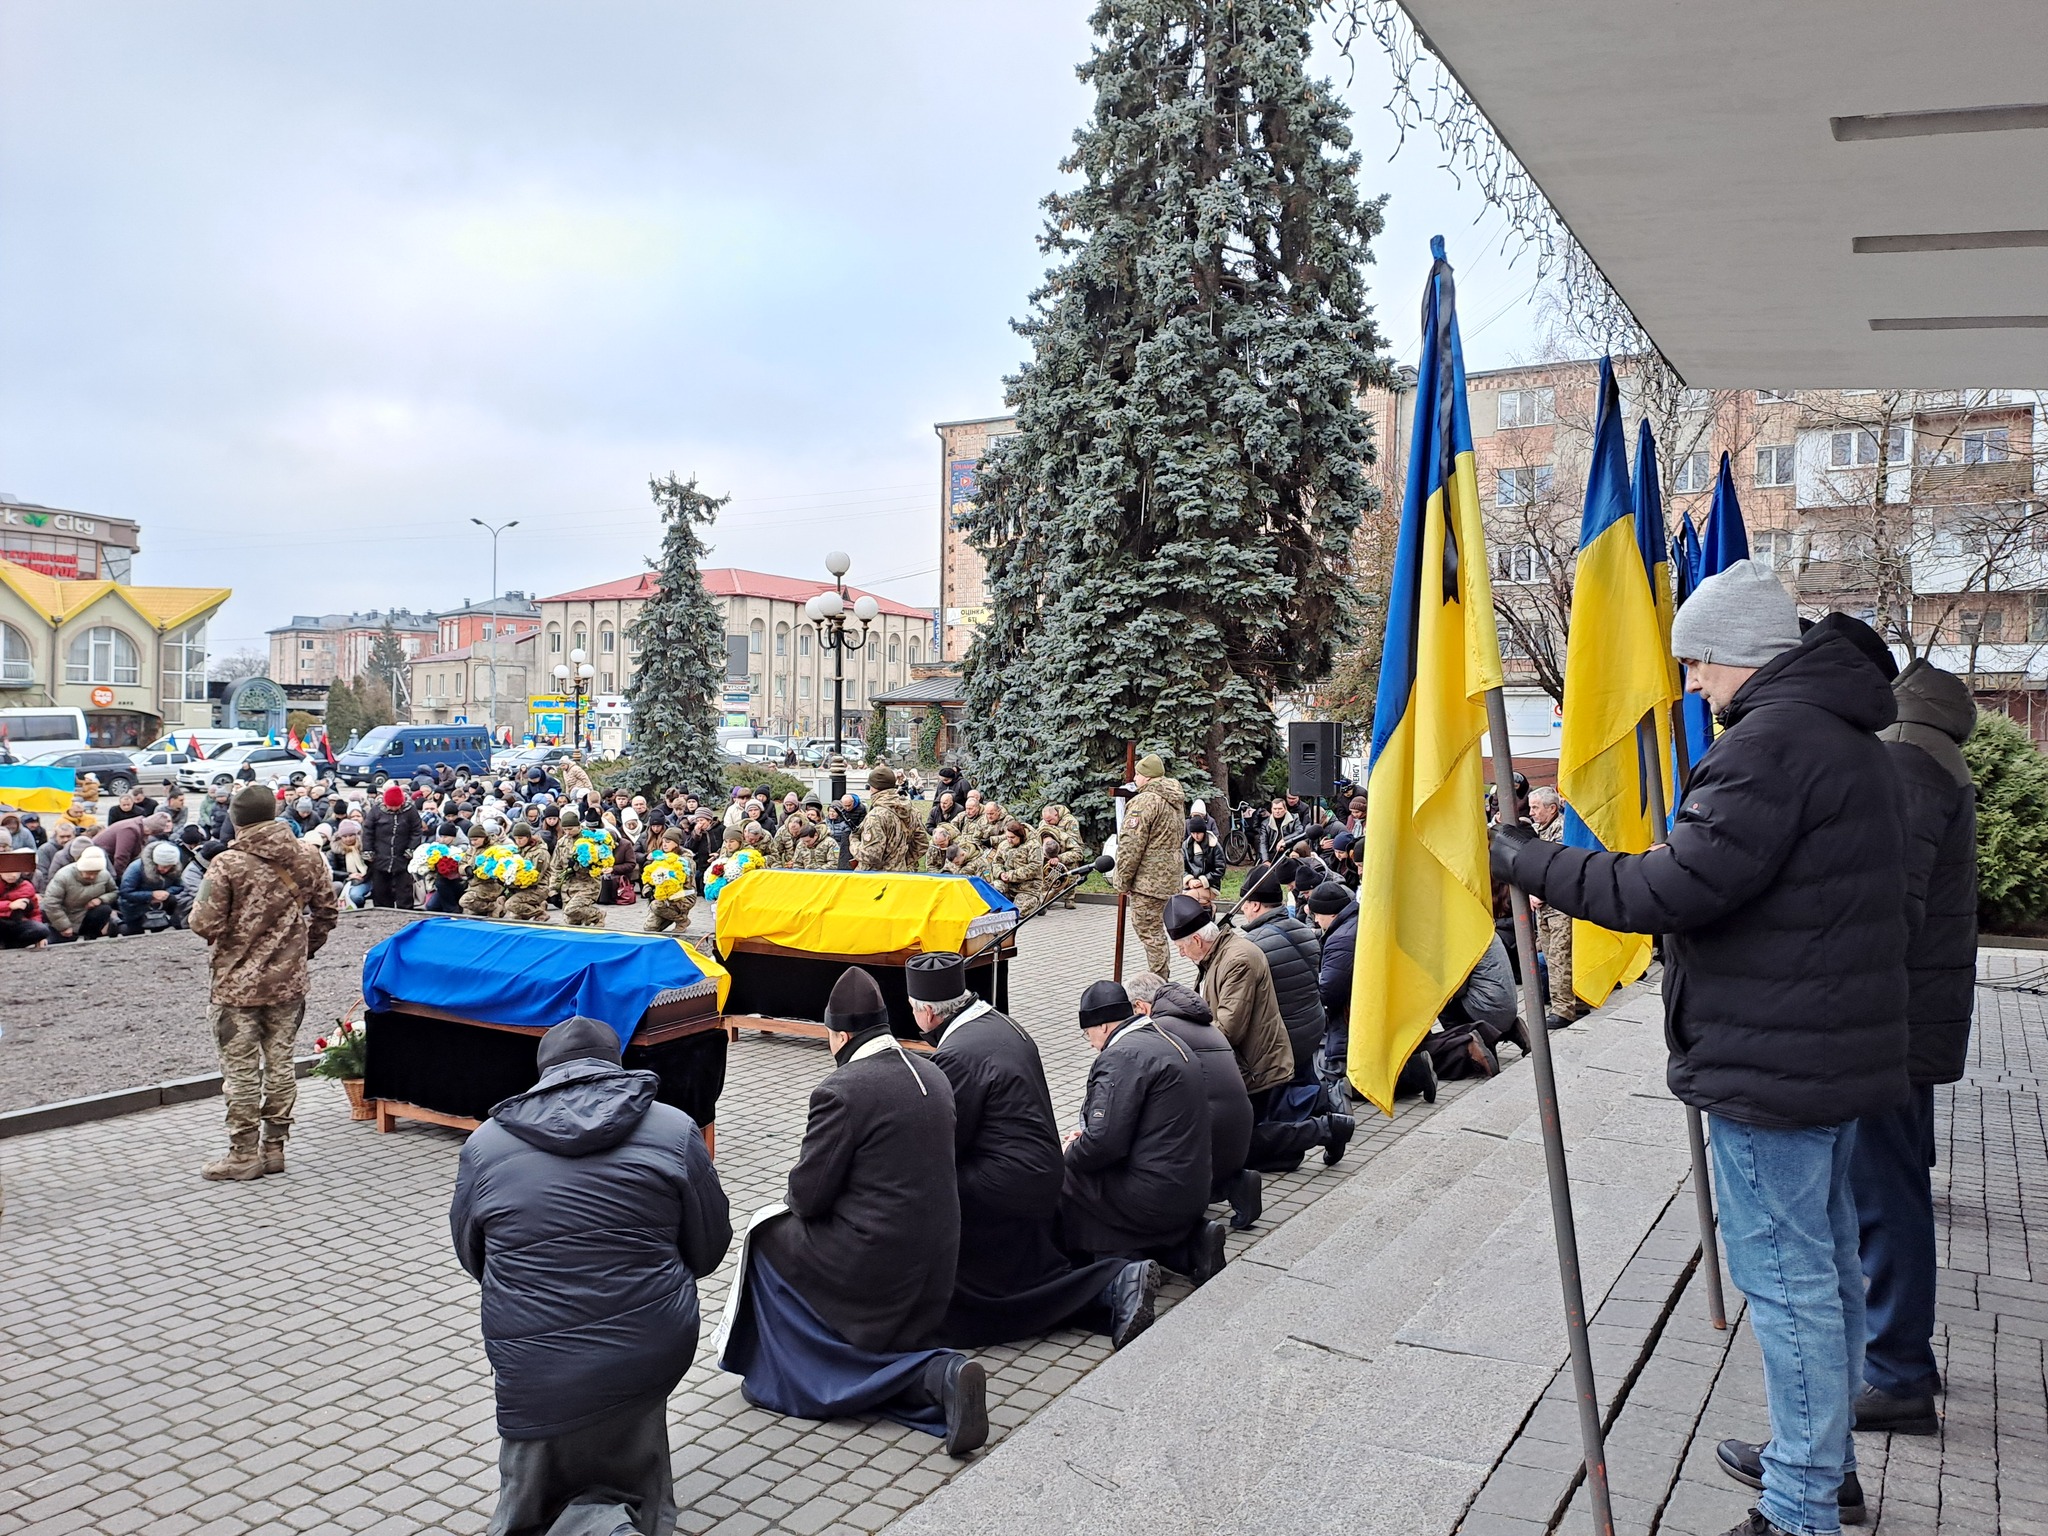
1486, 689, 1615, 1536
1653, 710, 1728, 1330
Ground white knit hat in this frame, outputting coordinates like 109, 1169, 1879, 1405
1670, 559, 1801, 667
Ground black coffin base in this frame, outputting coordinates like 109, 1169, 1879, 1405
718, 952, 1009, 1038
363, 1010, 727, 1128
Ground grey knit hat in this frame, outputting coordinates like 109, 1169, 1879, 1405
1670, 559, 1801, 667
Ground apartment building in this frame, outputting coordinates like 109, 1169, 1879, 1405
267, 610, 437, 687
934, 414, 1018, 662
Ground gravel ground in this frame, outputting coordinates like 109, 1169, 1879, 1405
0, 898, 717, 1114
0, 907, 423, 1113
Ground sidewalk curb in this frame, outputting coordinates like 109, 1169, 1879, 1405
0, 1058, 321, 1141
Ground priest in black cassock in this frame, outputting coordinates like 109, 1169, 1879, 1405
721, 967, 990, 1457
906, 952, 1160, 1351
1057, 980, 1226, 1285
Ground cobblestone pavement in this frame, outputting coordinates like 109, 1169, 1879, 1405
0, 904, 1468, 1536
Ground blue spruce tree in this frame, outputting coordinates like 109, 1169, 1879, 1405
961, 0, 1389, 832
624, 474, 729, 797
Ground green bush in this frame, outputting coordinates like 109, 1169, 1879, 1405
1961, 709, 2048, 931
722, 762, 810, 804
916, 706, 945, 768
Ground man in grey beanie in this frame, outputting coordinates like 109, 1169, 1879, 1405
1493, 560, 1909, 1536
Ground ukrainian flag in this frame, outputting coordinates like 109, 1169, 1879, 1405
1348, 237, 1504, 1115
0, 763, 77, 815
1558, 360, 1675, 1005
1632, 420, 1678, 815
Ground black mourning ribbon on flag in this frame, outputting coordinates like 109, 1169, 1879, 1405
1426, 254, 1461, 605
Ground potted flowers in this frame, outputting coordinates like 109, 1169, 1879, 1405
313, 1017, 374, 1120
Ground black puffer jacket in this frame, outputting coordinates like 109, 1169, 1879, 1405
1146, 982, 1253, 1189
1239, 906, 1325, 1077
450, 1060, 732, 1439
1504, 628, 1909, 1127
362, 800, 423, 873
1880, 659, 1979, 1085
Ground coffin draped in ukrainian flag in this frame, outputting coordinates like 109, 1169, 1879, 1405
713, 869, 1017, 1036
358, 919, 732, 1129
0, 763, 77, 815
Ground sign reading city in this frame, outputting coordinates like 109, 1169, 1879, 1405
1, 508, 98, 534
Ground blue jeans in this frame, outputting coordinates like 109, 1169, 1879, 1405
1710, 1116, 1864, 1536
1852, 1084, 1940, 1398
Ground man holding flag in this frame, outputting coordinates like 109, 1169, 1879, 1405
1493, 562, 1909, 1536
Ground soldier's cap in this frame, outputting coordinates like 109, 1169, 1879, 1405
534, 1016, 622, 1072
1163, 892, 1211, 940
230, 782, 278, 826
1078, 979, 1133, 1031
1135, 753, 1165, 778
868, 766, 897, 790
559, 809, 581, 828
823, 967, 889, 1034
510, 820, 535, 839
906, 952, 968, 1005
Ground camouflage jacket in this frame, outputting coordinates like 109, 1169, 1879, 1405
987, 839, 1048, 907
1037, 807, 1086, 867
852, 790, 928, 872
550, 834, 603, 893
188, 819, 339, 1005
1115, 776, 1186, 898
786, 835, 840, 871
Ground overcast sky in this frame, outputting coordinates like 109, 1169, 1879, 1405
0, 2, 1544, 658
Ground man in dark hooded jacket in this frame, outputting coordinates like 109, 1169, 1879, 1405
450, 1016, 732, 1536
726, 968, 989, 1457
1126, 971, 1258, 1230
1827, 631, 1979, 1436
1233, 859, 1327, 1086
1492, 561, 1908, 1536
1306, 881, 1358, 1096
906, 953, 1157, 1351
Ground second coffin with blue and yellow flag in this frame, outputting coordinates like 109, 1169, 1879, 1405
0, 763, 78, 815
1347, 237, 1505, 1115
1557, 359, 1677, 1005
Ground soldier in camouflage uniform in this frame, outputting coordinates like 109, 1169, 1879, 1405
460, 827, 504, 918
1038, 803, 1087, 909
500, 823, 552, 923
1528, 788, 1581, 1025
852, 767, 928, 872
926, 823, 959, 873
188, 782, 339, 1181
741, 821, 779, 869
785, 817, 841, 871
986, 821, 1049, 916
1113, 755, 1185, 979
641, 830, 698, 934
551, 810, 605, 928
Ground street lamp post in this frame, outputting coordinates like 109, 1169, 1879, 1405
552, 648, 595, 749
803, 551, 879, 804
471, 518, 518, 741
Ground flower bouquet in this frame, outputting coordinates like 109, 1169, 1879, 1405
505, 854, 542, 889
473, 844, 519, 883
312, 1018, 375, 1120
705, 846, 762, 902
572, 827, 616, 875
643, 851, 691, 903
409, 841, 467, 880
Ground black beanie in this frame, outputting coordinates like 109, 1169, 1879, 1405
1242, 857, 1297, 905
824, 967, 890, 1034
1306, 881, 1351, 915
534, 1015, 623, 1071
1162, 892, 1210, 941
1078, 979, 1132, 1030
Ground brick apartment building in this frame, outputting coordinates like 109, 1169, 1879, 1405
934, 414, 1018, 662
266, 609, 437, 689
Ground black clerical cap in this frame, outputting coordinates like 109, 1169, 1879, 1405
1241, 857, 1297, 905
1162, 892, 1210, 940
535, 1015, 622, 1071
1078, 979, 1133, 1031
824, 967, 890, 1033
906, 952, 968, 1004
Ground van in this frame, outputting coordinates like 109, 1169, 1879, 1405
334, 723, 493, 787
0, 707, 90, 763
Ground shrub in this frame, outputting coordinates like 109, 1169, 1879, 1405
722, 762, 809, 804
1960, 710, 2048, 931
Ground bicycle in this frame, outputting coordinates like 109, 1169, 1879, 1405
1221, 799, 1257, 866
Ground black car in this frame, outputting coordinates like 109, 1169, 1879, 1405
45, 748, 142, 795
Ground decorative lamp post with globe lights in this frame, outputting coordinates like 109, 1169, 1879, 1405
552, 649, 596, 748
803, 551, 879, 803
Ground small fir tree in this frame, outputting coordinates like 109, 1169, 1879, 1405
960, 0, 1389, 834
625, 474, 728, 796
366, 619, 408, 713
1961, 710, 2048, 931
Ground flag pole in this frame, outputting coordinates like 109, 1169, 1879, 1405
1486, 688, 1614, 1536
1649, 711, 1728, 1331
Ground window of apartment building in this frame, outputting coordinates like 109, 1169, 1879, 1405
1962, 428, 2010, 465
1751, 528, 1799, 571
1495, 465, 1554, 508
600, 625, 614, 652
454, 674, 464, 701
1755, 445, 1796, 487
572, 625, 587, 653
799, 676, 812, 699
163, 623, 208, 702
481, 622, 494, 640
749, 619, 764, 654
1495, 621, 1528, 659
775, 624, 788, 658
1678, 389, 1713, 413
887, 633, 900, 663
908, 635, 922, 664
1756, 389, 1796, 404
1496, 388, 1555, 429
300, 637, 315, 651
547, 626, 561, 654
984, 432, 1020, 454
1493, 544, 1538, 584
1959, 608, 2003, 642
601, 671, 614, 692
65, 625, 140, 686
774, 676, 786, 700
799, 628, 812, 658
1674, 452, 1713, 493
1829, 426, 1908, 468
1, 620, 33, 685
2032, 595, 2048, 644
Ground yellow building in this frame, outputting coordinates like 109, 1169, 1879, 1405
0, 564, 230, 747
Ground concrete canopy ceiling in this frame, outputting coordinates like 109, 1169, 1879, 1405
1398, 0, 2048, 387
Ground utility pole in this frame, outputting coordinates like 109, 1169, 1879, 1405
472, 518, 518, 739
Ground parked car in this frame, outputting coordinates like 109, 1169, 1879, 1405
333, 724, 493, 788
127, 746, 200, 789
179, 744, 314, 793
495, 744, 577, 777
42, 748, 146, 796
722, 737, 793, 768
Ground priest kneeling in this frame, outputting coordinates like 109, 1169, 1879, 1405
721, 968, 990, 1457
905, 952, 1160, 1351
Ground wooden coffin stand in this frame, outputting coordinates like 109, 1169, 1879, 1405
717, 932, 1016, 1049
